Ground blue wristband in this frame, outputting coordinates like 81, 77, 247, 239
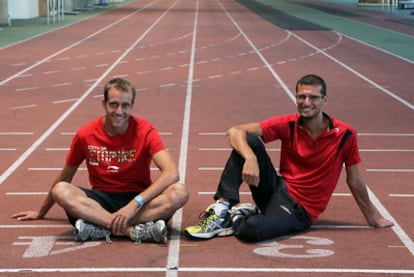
134, 195, 144, 206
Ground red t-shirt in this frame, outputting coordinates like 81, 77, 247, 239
66, 116, 165, 193
260, 113, 361, 222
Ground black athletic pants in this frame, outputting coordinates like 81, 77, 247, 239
213, 134, 312, 242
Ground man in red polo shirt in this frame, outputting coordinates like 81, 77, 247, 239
185, 74, 393, 242
12, 78, 189, 243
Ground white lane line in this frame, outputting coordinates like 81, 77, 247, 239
0, 148, 17, 151
197, 192, 351, 196
359, 133, 414, 136
0, 267, 412, 274
9, 104, 38, 110
51, 82, 72, 87
198, 132, 226, 135
0, 132, 34, 135
28, 168, 87, 171
367, 169, 414, 173
198, 191, 251, 195
6, 192, 48, 195
360, 149, 414, 152
52, 98, 78, 104
0, 225, 72, 229
43, 70, 61, 75
311, 225, 371, 229
167, 0, 198, 275
389, 194, 414, 197
367, 186, 414, 256
198, 147, 409, 152
16, 87, 38, 92
160, 83, 177, 88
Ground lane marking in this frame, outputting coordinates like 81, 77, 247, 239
52, 98, 78, 104
360, 149, 414, 152
0, 267, 412, 274
359, 133, 414, 136
6, 192, 48, 195
367, 187, 414, 256
9, 104, 38, 110
0, 225, 71, 228
16, 87, 38, 92
311, 225, 371, 229
367, 169, 414, 173
167, 0, 198, 275
389, 194, 414, 197
0, 132, 34, 135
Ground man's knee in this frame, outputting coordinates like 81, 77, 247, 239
51, 182, 84, 207
233, 218, 263, 242
51, 182, 71, 202
168, 182, 189, 209
246, 133, 265, 153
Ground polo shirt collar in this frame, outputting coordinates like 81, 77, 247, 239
297, 112, 335, 130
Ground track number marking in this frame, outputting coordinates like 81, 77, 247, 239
254, 235, 335, 258
13, 236, 101, 258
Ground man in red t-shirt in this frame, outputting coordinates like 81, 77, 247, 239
185, 74, 393, 242
12, 78, 189, 243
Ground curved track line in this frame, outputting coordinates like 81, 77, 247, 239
291, 32, 414, 110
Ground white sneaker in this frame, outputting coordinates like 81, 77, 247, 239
130, 220, 168, 244
229, 203, 258, 223
74, 219, 111, 243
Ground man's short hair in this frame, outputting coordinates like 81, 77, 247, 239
295, 74, 327, 96
104, 78, 136, 104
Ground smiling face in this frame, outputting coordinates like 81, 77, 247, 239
296, 84, 326, 120
102, 87, 134, 136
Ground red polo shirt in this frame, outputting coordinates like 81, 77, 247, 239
260, 113, 361, 222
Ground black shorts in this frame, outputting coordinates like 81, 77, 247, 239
66, 187, 137, 226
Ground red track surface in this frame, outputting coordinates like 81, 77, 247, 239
0, 0, 413, 275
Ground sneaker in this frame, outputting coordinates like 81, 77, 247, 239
229, 203, 258, 223
74, 219, 111, 243
184, 204, 233, 239
130, 220, 168, 244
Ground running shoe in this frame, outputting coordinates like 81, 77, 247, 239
130, 220, 168, 244
185, 204, 233, 239
229, 203, 258, 223
74, 219, 111, 243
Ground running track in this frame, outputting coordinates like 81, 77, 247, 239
0, 0, 413, 275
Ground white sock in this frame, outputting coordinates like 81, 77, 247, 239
214, 200, 230, 217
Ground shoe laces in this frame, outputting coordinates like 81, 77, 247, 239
76, 220, 111, 243
198, 208, 220, 229
132, 222, 154, 244
87, 225, 112, 243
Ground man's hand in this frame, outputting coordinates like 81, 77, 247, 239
369, 216, 394, 228
108, 201, 140, 235
242, 157, 260, 186
11, 211, 42, 221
